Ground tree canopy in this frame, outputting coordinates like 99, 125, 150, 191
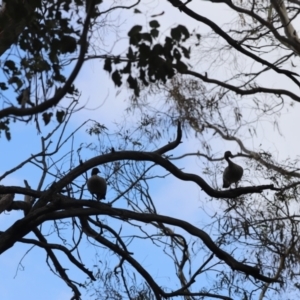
1, 0, 300, 299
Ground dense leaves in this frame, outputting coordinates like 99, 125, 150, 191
0, 0, 93, 137
103, 21, 194, 97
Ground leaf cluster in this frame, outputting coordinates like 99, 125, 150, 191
104, 21, 199, 97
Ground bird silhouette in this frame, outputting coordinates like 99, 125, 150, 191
223, 151, 243, 188
87, 168, 107, 200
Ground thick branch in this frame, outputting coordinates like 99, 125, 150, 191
0, 199, 280, 286
0, 186, 41, 198
167, 0, 300, 87
0, 1, 92, 120
55, 152, 278, 197
205, 0, 300, 54
35, 202, 281, 284
81, 216, 232, 299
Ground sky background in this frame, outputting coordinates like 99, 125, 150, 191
1, 1, 300, 299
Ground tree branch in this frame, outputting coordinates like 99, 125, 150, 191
167, 0, 300, 87
0, 1, 92, 120
35, 202, 282, 284
32, 227, 82, 299
18, 235, 95, 281
205, 122, 300, 179
80, 216, 164, 299
154, 121, 182, 154
184, 69, 300, 103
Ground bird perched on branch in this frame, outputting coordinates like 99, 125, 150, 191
223, 151, 243, 188
0, 193, 15, 214
87, 168, 107, 200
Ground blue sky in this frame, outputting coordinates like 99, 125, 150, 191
2, 1, 300, 299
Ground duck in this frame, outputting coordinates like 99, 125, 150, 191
223, 151, 243, 188
87, 168, 107, 200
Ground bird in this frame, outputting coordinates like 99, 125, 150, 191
222, 151, 243, 188
87, 168, 107, 200
0, 193, 15, 214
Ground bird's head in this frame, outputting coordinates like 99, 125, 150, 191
224, 151, 233, 159
91, 168, 100, 175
